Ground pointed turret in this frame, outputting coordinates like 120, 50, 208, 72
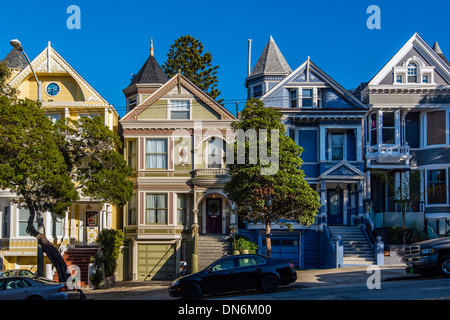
2, 48, 27, 70
433, 42, 450, 67
245, 36, 291, 99
123, 39, 168, 112
249, 36, 291, 77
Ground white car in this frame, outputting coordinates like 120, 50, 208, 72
0, 276, 84, 300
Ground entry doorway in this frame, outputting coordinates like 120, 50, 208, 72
206, 198, 222, 234
327, 189, 343, 225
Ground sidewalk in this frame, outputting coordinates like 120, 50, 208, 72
84, 264, 419, 300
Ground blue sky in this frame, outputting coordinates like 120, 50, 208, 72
1, 0, 450, 117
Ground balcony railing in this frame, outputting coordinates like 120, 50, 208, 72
191, 168, 229, 177
370, 210, 424, 229
366, 145, 410, 157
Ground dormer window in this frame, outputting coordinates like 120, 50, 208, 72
422, 74, 429, 83
408, 62, 418, 83
302, 89, 313, 107
289, 89, 297, 108
396, 75, 403, 83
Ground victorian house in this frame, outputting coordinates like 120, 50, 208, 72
0, 42, 120, 280
358, 33, 450, 238
120, 43, 237, 281
245, 37, 370, 268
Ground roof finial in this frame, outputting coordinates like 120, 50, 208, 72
150, 38, 154, 57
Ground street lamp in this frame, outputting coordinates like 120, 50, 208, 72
10, 39, 44, 277
10, 39, 42, 102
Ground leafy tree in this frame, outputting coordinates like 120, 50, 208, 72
0, 66, 133, 282
162, 35, 222, 102
224, 99, 321, 257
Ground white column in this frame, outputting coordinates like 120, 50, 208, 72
106, 204, 112, 229
356, 126, 362, 161
319, 126, 327, 161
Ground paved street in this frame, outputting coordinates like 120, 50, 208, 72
84, 264, 441, 301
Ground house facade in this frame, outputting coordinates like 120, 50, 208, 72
120, 44, 237, 281
244, 37, 369, 268
0, 42, 120, 278
359, 33, 450, 238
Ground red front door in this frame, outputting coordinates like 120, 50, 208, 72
206, 198, 222, 234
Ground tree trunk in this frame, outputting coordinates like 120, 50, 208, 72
27, 206, 69, 282
265, 222, 271, 258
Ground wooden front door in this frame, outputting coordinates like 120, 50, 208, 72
206, 198, 222, 234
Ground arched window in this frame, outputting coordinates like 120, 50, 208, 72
408, 62, 418, 82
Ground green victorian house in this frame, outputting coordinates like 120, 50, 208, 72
119, 42, 237, 281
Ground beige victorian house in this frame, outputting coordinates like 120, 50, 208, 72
120, 45, 237, 280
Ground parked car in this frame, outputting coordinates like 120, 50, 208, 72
0, 276, 84, 300
405, 236, 450, 278
169, 254, 297, 299
0, 269, 35, 277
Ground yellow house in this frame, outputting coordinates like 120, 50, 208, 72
0, 42, 120, 279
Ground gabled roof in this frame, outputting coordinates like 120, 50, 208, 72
8, 42, 115, 111
320, 160, 365, 179
121, 72, 236, 121
2, 48, 27, 69
367, 33, 450, 87
261, 58, 367, 110
249, 36, 291, 77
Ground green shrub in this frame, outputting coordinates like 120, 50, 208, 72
93, 229, 124, 277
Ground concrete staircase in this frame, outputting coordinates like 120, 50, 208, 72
197, 235, 232, 271
328, 226, 376, 266
53, 247, 98, 287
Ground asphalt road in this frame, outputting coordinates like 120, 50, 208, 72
212, 277, 450, 300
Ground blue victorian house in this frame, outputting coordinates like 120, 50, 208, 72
244, 36, 371, 268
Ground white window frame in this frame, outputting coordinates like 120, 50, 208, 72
328, 131, 347, 161
168, 100, 191, 120
145, 193, 168, 225
145, 138, 169, 170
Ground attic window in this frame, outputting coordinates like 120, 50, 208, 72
407, 62, 418, 83
170, 100, 190, 120
302, 89, 313, 107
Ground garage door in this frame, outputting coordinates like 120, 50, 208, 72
261, 235, 300, 267
137, 244, 176, 281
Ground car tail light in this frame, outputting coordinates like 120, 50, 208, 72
289, 262, 294, 271
58, 285, 75, 292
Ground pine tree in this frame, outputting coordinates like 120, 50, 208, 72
162, 35, 222, 102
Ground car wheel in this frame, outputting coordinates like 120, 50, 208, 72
260, 274, 279, 293
183, 282, 203, 300
436, 255, 450, 278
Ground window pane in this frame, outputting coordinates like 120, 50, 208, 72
382, 112, 395, 128
427, 169, 446, 204
382, 128, 395, 144
171, 111, 190, 119
302, 89, 313, 107
427, 111, 446, 145
146, 139, 167, 169
146, 194, 167, 224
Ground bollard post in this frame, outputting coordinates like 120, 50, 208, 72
336, 235, 344, 268
376, 236, 384, 266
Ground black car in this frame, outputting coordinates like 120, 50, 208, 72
169, 254, 297, 299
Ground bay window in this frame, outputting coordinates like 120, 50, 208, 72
146, 139, 168, 169
427, 169, 447, 204
146, 194, 167, 224
382, 111, 395, 144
